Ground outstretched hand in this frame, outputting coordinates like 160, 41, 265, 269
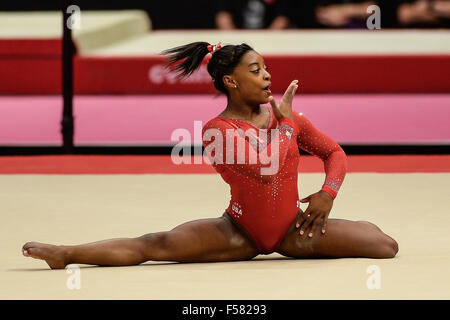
269, 80, 298, 121
296, 190, 334, 237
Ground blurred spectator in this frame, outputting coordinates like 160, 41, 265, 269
314, 1, 377, 28
215, 0, 292, 29
397, 0, 450, 27
314, 0, 450, 28
1, 0, 447, 29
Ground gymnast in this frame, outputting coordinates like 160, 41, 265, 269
22, 42, 398, 269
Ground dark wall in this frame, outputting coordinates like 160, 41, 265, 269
1, 1, 447, 29
0, 0, 216, 29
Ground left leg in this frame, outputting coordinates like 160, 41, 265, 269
22, 214, 258, 269
277, 213, 399, 259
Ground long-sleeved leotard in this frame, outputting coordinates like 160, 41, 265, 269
202, 105, 347, 254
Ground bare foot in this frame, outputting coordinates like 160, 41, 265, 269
22, 242, 68, 269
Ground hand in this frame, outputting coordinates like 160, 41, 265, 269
316, 5, 351, 27
296, 190, 334, 237
269, 80, 298, 121
398, 1, 439, 25
433, 1, 450, 19
216, 11, 236, 30
269, 16, 290, 29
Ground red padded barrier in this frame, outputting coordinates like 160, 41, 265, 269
0, 40, 449, 94
74, 55, 450, 94
0, 39, 61, 55
0, 57, 61, 94
0, 38, 61, 94
0, 155, 449, 174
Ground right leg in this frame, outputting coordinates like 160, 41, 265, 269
22, 214, 259, 269
277, 217, 399, 259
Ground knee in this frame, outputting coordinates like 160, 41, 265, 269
358, 220, 381, 232
380, 236, 399, 258
358, 221, 398, 258
390, 237, 399, 256
136, 232, 170, 260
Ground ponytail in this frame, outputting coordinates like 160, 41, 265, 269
162, 42, 254, 95
161, 42, 210, 78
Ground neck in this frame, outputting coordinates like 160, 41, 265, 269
225, 98, 260, 120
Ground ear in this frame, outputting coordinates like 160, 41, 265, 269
223, 75, 237, 90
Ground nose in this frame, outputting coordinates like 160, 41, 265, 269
264, 69, 271, 80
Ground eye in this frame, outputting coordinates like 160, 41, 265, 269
251, 69, 260, 74
264, 66, 269, 71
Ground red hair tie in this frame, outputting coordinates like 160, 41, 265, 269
205, 42, 222, 64
207, 42, 222, 54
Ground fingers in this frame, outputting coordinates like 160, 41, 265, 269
296, 208, 312, 236
268, 96, 283, 120
322, 216, 328, 234
308, 218, 321, 238
284, 80, 298, 95
296, 210, 327, 238
270, 80, 299, 106
291, 80, 299, 93
290, 80, 299, 90
300, 213, 315, 237
269, 96, 277, 109
290, 84, 299, 100
299, 196, 310, 203
281, 80, 299, 104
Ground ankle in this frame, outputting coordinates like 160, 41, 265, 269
58, 245, 72, 266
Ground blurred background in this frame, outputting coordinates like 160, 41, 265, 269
2, 0, 450, 29
0, 0, 449, 155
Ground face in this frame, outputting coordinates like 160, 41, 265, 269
224, 50, 272, 105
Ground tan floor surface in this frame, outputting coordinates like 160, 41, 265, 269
1, 173, 449, 299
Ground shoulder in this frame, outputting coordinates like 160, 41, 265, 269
202, 117, 236, 135
292, 111, 306, 121
292, 110, 309, 124
292, 111, 316, 133
203, 117, 226, 129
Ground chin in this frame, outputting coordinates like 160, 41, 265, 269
262, 96, 271, 104
254, 99, 268, 106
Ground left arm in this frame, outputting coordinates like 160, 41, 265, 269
294, 111, 348, 199
292, 111, 348, 237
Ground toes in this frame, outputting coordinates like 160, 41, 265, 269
22, 242, 37, 257
23, 247, 42, 259
25, 247, 36, 257
22, 241, 37, 251
22, 242, 34, 256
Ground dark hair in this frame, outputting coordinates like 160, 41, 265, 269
162, 42, 254, 95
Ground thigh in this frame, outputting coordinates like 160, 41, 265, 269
145, 213, 259, 263
277, 216, 398, 259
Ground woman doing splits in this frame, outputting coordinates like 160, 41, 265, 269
22, 42, 398, 269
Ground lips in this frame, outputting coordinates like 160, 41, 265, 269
263, 83, 271, 94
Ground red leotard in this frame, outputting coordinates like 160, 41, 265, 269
202, 105, 347, 254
